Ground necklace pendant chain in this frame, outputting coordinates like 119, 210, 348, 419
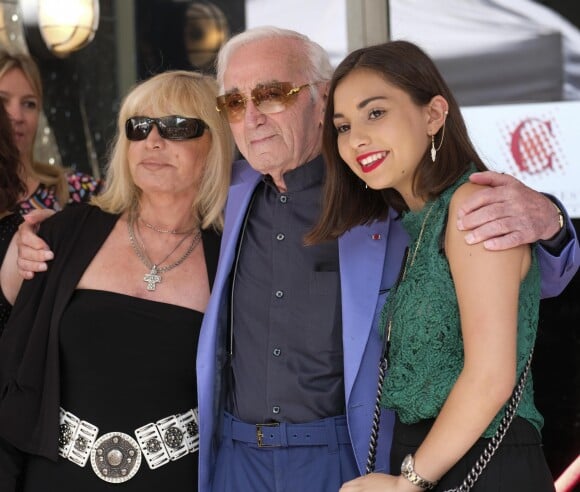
402, 202, 436, 280
144, 265, 162, 291
139, 215, 196, 235
128, 212, 202, 291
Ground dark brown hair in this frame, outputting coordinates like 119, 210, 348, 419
0, 103, 25, 212
308, 40, 487, 243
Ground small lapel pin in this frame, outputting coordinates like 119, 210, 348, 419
371, 233, 382, 240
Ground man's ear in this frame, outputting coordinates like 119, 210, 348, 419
426, 95, 449, 135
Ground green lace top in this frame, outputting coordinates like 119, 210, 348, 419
379, 168, 543, 437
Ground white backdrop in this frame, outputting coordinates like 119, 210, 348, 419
245, 0, 348, 66
245, 1, 580, 216
463, 101, 580, 218
246, 0, 580, 104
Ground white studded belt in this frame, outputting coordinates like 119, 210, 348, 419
58, 406, 199, 483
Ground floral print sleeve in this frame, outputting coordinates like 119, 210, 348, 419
17, 172, 103, 216
18, 184, 62, 215
66, 171, 104, 204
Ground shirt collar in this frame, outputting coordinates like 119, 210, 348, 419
262, 155, 325, 193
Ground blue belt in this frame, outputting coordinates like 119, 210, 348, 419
223, 413, 351, 448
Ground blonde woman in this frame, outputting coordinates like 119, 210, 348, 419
0, 52, 103, 336
0, 52, 102, 213
0, 70, 234, 491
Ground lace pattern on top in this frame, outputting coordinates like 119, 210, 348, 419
379, 167, 543, 437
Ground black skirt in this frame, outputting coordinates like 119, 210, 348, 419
390, 415, 555, 492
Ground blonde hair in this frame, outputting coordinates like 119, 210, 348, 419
0, 52, 43, 102
92, 70, 234, 231
0, 51, 69, 206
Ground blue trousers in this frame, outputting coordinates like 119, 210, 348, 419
211, 413, 359, 492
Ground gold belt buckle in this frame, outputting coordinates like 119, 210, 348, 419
255, 423, 280, 448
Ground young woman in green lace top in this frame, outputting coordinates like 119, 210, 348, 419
310, 41, 554, 491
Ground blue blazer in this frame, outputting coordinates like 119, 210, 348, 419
197, 160, 579, 491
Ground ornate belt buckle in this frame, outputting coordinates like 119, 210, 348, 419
90, 432, 141, 483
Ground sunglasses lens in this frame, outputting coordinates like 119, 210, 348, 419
217, 94, 246, 121
125, 116, 207, 141
252, 83, 292, 114
125, 117, 151, 141
158, 116, 207, 140
217, 82, 309, 121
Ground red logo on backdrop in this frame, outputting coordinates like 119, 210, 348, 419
506, 116, 563, 175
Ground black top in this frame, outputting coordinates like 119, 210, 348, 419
229, 156, 344, 424
24, 290, 202, 491
0, 203, 221, 491
0, 213, 22, 337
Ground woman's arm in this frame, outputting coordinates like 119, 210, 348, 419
409, 182, 528, 483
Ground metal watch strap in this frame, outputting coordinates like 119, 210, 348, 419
402, 454, 438, 490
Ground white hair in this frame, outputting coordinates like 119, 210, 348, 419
215, 26, 333, 93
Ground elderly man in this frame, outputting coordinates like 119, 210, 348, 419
14, 27, 579, 492
196, 27, 578, 492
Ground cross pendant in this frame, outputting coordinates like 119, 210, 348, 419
144, 266, 162, 291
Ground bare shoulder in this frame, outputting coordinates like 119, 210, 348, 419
446, 182, 530, 277
446, 183, 488, 252
449, 182, 488, 212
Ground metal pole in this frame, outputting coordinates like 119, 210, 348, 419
346, 0, 390, 52
114, 0, 137, 96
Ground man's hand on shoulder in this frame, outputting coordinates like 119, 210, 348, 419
455, 171, 562, 250
17, 209, 55, 279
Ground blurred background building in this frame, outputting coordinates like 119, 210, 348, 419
0, 0, 577, 484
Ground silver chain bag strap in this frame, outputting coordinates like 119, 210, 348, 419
365, 346, 534, 491
365, 352, 388, 474
441, 347, 534, 492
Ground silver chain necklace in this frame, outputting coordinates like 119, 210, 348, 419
138, 215, 197, 235
128, 213, 202, 291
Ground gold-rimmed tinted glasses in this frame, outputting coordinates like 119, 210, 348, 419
216, 82, 316, 122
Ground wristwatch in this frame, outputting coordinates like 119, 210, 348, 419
401, 454, 438, 490
552, 202, 564, 232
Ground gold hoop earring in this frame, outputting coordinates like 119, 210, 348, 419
430, 111, 448, 162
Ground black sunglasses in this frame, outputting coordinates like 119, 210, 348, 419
125, 115, 208, 141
